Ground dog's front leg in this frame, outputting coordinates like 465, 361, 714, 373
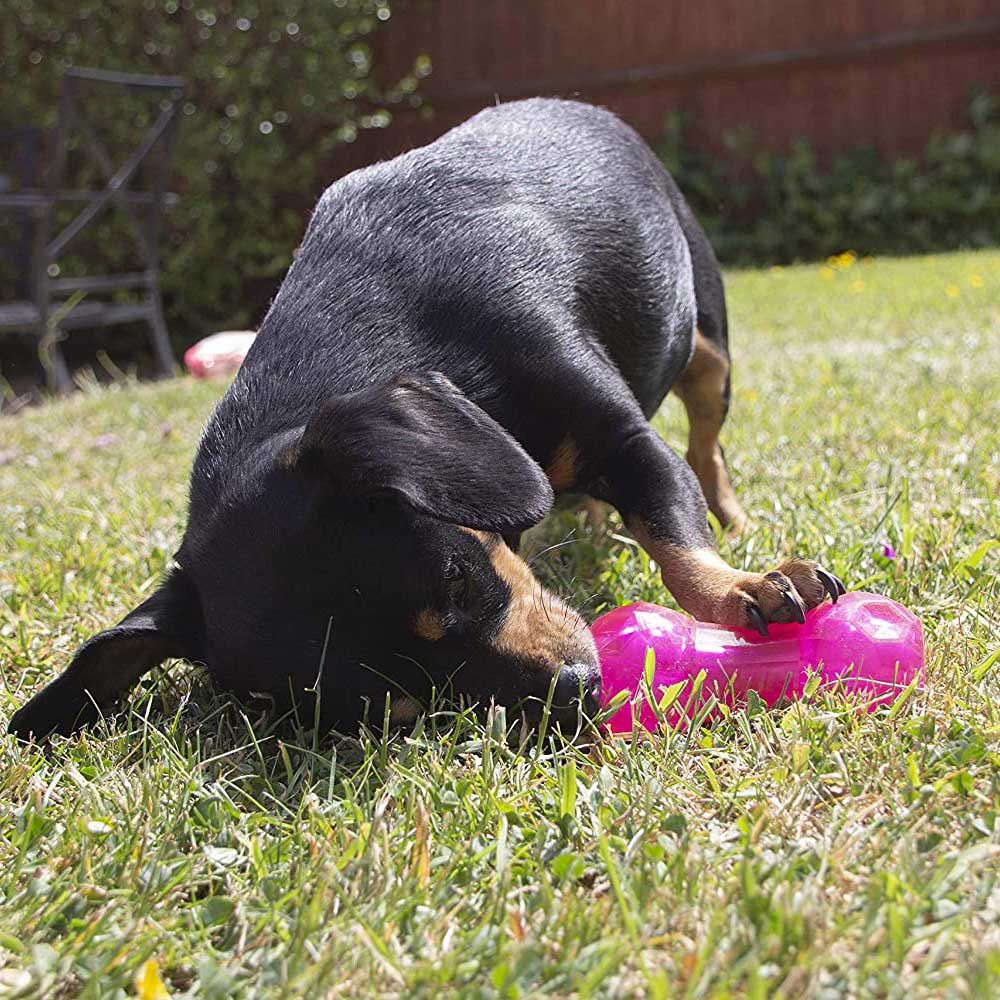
595, 429, 843, 634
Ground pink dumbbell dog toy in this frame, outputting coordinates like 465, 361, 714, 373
591, 591, 924, 733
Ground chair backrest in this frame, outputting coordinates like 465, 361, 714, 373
46, 67, 186, 265
0, 127, 42, 298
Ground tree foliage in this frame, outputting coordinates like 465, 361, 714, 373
659, 91, 1000, 265
1, 0, 424, 345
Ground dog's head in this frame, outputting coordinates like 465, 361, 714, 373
58, 374, 600, 733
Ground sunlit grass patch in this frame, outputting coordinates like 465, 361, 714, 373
1, 249, 998, 997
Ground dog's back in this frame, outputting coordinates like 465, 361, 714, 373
195, 100, 706, 504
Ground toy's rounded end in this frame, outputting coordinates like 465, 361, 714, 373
806, 591, 924, 704
591, 602, 694, 733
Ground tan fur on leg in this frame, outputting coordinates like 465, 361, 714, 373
629, 520, 836, 630
674, 329, 748, 534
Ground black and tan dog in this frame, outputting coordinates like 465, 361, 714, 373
9, 99, 844, 740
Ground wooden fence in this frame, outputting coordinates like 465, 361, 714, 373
337, 0, 1000, 174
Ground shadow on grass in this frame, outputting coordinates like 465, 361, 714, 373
26, 651, 604, 811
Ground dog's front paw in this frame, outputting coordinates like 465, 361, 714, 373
7, 678, 98, 742
724, 559, 845, 636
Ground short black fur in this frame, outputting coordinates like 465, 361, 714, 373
11, 98, 807, 741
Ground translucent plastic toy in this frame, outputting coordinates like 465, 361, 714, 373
592, 592, 924, 733
183, 330, 256, 379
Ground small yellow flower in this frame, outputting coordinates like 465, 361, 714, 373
135, 959, 170, 1000
969, 274, 983, 287
821, 266, 835, 280
945, 284, 959, 299
851, 279, 865, 292
769, 265, 783, 274
826, 251, 857, 271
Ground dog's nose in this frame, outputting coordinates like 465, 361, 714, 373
552, 662, 602, 717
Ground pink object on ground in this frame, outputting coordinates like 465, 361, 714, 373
183, 330, 257, 379
592, 592, 924, 733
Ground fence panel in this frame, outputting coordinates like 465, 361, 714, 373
337, 0, 1000, 176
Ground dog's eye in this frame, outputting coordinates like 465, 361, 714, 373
444, 559, 469, 611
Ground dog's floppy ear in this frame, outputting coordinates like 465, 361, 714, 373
289, 372, 554, 532
8, 567, 203, 741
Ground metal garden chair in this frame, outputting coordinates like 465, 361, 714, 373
0, 67, 185, 393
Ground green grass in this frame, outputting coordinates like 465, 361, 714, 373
2, 249, 999, 998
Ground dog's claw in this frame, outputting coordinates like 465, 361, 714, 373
782, 589, 807, 624
746, 604, 769, 637
817, 568, 845, 603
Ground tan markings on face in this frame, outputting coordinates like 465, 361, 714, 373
463, 529, 594, 670
414, 607, 445, 642
545, 438, 579, 492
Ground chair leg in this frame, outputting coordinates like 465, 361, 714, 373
50, 347, 73, 395
38, 325, 73, 395
147, 287, 177, 378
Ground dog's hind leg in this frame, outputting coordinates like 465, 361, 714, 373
673, 328, 748, 533
660, 176, 748, 534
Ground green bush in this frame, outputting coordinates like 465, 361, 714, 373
658, 91, 1000, 265
1, 0, 425, 348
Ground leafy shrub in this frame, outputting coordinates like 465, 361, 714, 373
658, 91, 1000, 265
1, 0, 425, 348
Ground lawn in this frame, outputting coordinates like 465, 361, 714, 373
1, 250, 998, 998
